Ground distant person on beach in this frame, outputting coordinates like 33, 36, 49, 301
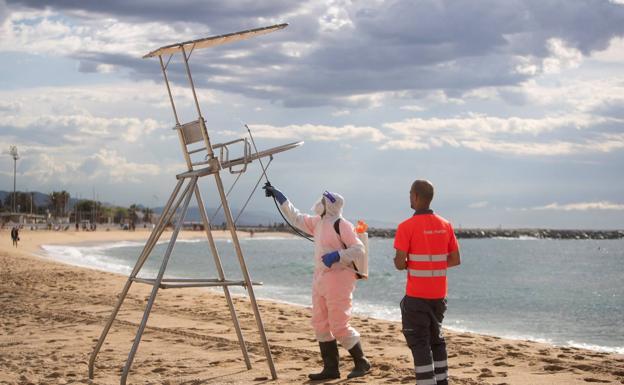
11, 226, 19, 247
263, 184, 371, 380
393, 180, 461, 385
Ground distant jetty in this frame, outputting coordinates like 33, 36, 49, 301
367, 228, 624, 240
236, 226, 624, 240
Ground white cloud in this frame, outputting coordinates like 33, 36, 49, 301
20, 152, 79, 184
400, 105, 425, 112
379, 113, 624, 155
84, 149, 161, 182
3, 113, 163, 144
0, 82, 215, 112
468, 201, 489, 209
331, 109, 351, 116
542, 38, 583, 74
589, 36, 624, 62
243, 123, 387, 143
14, 147, 161, 185
0, 100, 22, 112
379, 139, 430, 151
319, 1, 354, 32
384, 113, 601, 137
531, 201, 624, 211
0, 10, 194, 58
0, 82, 221, 147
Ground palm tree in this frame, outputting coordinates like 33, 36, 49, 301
48, 191, 70, 217
142, 207, 153, 224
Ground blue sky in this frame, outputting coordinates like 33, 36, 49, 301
1, 0, 623, 229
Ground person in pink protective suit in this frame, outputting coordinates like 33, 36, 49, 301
263, 184, 371, 380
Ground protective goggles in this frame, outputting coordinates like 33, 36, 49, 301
323, 191, 336, 203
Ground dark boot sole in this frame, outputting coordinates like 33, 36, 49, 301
347, 370, 370, 379
347, 360, 371, 378
308, 373, 340, 381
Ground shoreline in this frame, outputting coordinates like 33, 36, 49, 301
1, 229, 623, 384
36, 238, 624, 355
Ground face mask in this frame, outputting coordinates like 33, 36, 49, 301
312, 199, 325, 216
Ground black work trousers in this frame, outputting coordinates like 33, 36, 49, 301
400, 295, 448, 385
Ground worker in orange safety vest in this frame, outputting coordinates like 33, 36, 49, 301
393, 180, 461, 385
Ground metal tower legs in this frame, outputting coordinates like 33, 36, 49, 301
213, 172, 277, 380
88, 175, 276, 384
193, 185, 252, 369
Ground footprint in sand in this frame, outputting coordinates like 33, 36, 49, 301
543, 364, 567, 372
493, 361, 514, 367
477, 369, 494, 378
541, 357, 564, 364
583, 378, 611, 383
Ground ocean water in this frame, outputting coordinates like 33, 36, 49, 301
40, 236, 624, 354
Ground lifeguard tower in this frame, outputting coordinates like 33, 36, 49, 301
88, 23, 299, 384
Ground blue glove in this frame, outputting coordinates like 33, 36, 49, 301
263, 183, 287, 204
322, 251, 340, 268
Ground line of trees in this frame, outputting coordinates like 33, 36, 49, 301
1, 190, 154, 225
1, 191, 47, 215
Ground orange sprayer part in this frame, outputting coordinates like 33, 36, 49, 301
355, 220, 368, 234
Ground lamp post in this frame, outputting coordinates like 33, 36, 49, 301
9, 146, 19, 213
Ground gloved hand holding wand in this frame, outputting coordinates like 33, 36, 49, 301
263, 182, 287, 204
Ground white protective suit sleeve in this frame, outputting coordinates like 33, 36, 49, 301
279, 200, 319, 236
336, 219, 365, 267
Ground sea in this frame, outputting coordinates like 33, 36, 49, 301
39, 236, 624, 354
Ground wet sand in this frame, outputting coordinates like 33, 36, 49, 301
1, 229, 623, 384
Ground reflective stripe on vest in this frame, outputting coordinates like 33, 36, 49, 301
409, 269, 447, 277
409, 253, 448, 262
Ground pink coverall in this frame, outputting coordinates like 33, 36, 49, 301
280, 193, 365, 349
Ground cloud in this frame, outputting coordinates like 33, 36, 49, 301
3, 0, 624, 108
378, 113, 624, 155
16, 148, 162, 185
79, 149, 161, 182
0, 82, 204, 148
1, 113, 163, 145
531, 201, 624, 211
468, 201, 489, 209
0, 100, 21, 112
234, 123, 387, 142
6, 0, 300, 29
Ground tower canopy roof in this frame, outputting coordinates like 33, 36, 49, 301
143, 23, 287, 58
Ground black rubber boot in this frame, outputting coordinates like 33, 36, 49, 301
347, 342, 371, 378
308, 340, 340, 381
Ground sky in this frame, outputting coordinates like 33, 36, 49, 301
0, 0, 623, 229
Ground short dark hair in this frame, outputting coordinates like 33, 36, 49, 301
411, 180, 434, 203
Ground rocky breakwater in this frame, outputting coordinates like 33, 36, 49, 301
366, 228, 624, 240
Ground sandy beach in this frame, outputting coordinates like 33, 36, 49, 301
1, 229, 623, 385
